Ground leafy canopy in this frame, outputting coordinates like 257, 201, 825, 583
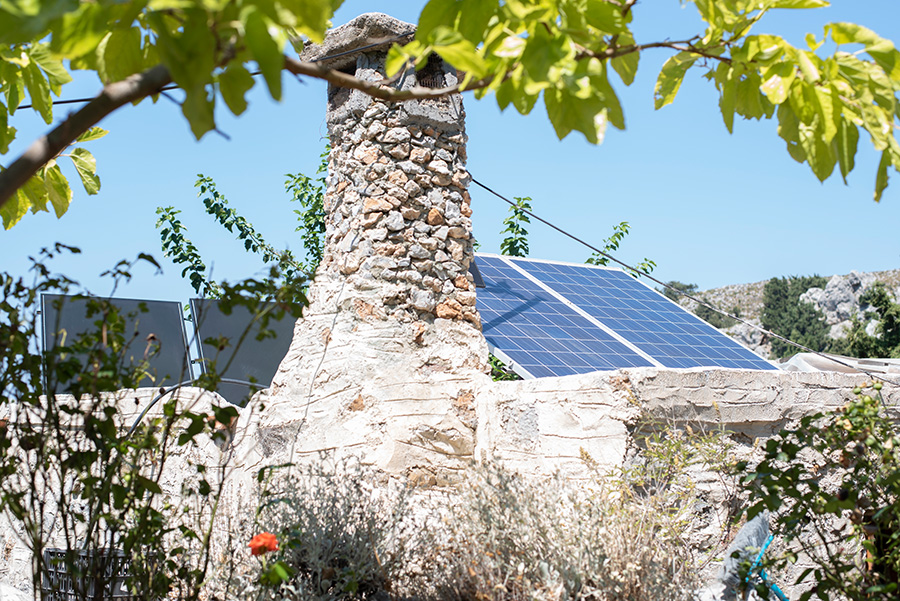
392, 0, 900, 202
3, 0, 900, 229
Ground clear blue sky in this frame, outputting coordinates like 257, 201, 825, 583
3, 1, 900, 303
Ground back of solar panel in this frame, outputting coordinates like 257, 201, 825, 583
41, 294, 191, 392
189, 299, 296, 406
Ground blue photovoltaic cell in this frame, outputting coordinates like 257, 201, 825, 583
475, 255, 653, 377
508, 258, 775, 371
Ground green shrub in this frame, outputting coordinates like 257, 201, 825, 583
0, 246, 304, 600
740, 383, 900, 600
842, 282, 900, 359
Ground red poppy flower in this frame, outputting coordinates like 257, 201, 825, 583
248, 532, 278, 556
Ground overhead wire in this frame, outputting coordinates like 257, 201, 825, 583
470, 177, 900, 391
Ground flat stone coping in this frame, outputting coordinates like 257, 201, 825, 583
300, 12, 415, 70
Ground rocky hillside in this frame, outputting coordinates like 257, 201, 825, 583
678, 268, 900, 360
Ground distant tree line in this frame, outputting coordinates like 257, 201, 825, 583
668, 274, 900, 361
761, 275, 831, 359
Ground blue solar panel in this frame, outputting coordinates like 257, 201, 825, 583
475, 255, 653, 377
475, 254, 775, 377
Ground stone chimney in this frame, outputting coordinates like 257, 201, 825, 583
240, 14, 490, 485
307, 12, 481, 329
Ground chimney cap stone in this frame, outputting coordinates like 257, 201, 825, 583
300, 13, 416, 70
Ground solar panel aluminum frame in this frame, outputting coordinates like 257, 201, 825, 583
487, 344, 536, 380
40, 294, 192, 391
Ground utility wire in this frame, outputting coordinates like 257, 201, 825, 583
470, 176, 900, 391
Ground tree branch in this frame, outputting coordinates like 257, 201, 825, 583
282, 56, 496, 100
0, 57, 502, 214
578, 39, 731, 64
0, 64, 173, 211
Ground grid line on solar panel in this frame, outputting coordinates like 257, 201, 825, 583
503, 257, 775, 371
475, 255, 654, 377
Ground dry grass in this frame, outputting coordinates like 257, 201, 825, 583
238, 427, 729, 600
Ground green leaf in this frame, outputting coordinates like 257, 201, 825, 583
435, 39, 488, 78
834, 119, 858, 184
794, 49, 820, 83
50, 2, 108, 59
805, 32, 823, 51
20, 173, 49, 214
718, 65, 738, 133
261, 561, 295, 585
182, 85, 216, 139
273, 561, 295, 581
511, 77, 540, 115
286, 0, 334, 42
1, 62, 24, 113
386, 41, 424, 77
1, 189, 29, 229
135, 474, 163, 495
28, 44, 71, 94
520, 26, 569, 84
760, 62, 796, 104
76, 127, 108, 143
21, 61, 52, 124
544, 87, 607, 144
594, 65, 624, 130
148, 11, 216, 92
243, 9, 283, 101
417, 0, 461, 43
654, 51, 698, 110
584, 0, 625, 34
456, 0, 497, 43
735, 71, 766, 119
813, 85, 837, 143
43, 162, 72, 218
97, 27, 143, 84
875, 149, 890, 202
495, 76, 515, 111
828, 22, 900, 79
0, 102, 15, 153
217, 64, 255, 116
771, 0, 829, 8
69, 147, 100, 195
610, 33, 639, 86
798, 121, 836, 181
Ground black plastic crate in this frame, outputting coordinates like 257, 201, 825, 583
41, 549, 137, 601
